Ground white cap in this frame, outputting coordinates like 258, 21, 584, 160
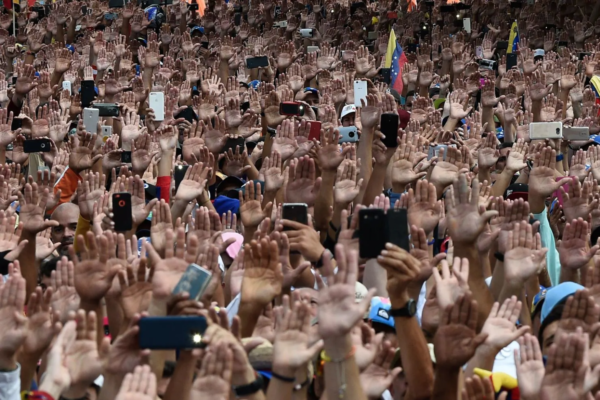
341, 104, 357, 118
534, 49, 545, 58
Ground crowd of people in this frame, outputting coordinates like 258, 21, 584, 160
0, 0, 599, 399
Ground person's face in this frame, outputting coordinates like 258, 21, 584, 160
39, 274, 52, 292
405, 96, 414, 111
295, 288, 319, 317
341, 113, 355, 127
303, 93, 319, 106
51, 210, 79, 252
541, 320, 559, 355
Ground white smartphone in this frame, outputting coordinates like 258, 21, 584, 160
529, 122, 563, 140
563, 126, 590, 141
274, 20, 287, 28
62, 81, 71, 94
102, 125, 112, 142
476, 46, 483, 58
338, 126, 359, 143
463, 18, 471, 34
149, 92, 165, 122
428, 144, 449, 160
299, 28, 313, 38
307, 46, 319, 53
354, 80, 368, 107
83, 108, 100, 134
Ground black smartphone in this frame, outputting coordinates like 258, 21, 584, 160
189, 2, 199, 10
359, 208, 386, 259
558, 41, 568, 48
381, 114, 399, 148
108, 0, 127, 7
495, 41, 508, 51
139, 316, 208, 349
240, 101, 250, 114
175, 107, 198, 123
174, 165, 189, 193
121, 151, 132, 163
386, 208, 409, 251
579, 52, 592, 61
234, 13, 241, 26
23, 139, 52, 153
93, 103, 119, 117
506, 53, 518, 70
81, 80, 96, 108
222, 136, 245, 154
246, 56, 269, 69
279, 102, 305, 116
282, 203, 308, 231
112, 193, 133, 232
11, 117, 22, 132
379, 68, 391, 84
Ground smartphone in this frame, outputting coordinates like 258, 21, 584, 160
172, 263, 213, 300
108, 0, 127, 7
463, 17, 471, 33
558, 41, 568, 48
354, 80, 368, 107
83, 108, 100, 133
93, 103, 119, 117
428, 144, 448, 160
379, 68, 391, 84
222, 136, 245, 154
381, 114, 399, 148
496, 41, 508, 51
279, 102, 305, 116
246, 56, 269, 69
529, 122, 562, 140
359, 208, 386, 259
479, 59, 496, 71
149, 92, 165, 121
282, 203, 308, 231
368, 31, 378, 40
338, 126, 359, 143
174, 165, 189, 192
510, 1, 523, 7
23, 138, 52, 153
308, 121, 321, 142
563, 126, 590, 141
81, 80, 96, 108
121, 151, 132, 163
273, 20, 287, 28
175, 107, 198, 123
62, 80, 72, 95
102, 125, 112, 142
234, 13, 241, 26
475, 46, 483, 58
112, 192, 133, 232
506, 53, 518, 70
299, 28, 313, 38
307, 46, 319, 53
386, 208, 409, 251
579, 52, 592, 61
139, 316, 208, 349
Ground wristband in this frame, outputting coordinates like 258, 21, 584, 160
293, 376, 310, 391
320, 345, 356, 363
23, 391, 55, 400
232, 372, 264, 397
556, 154, 564, 161
271, 371, 296, 383
494, 252, 504, 262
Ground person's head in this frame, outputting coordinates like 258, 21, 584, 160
340, 104, 357, 127
405, 91, 415, 111
294, 287, 319, 317
50, 203, 80, 254
39, 256, 60, 291
538, 282, 584, 354
302, 88, 319, 105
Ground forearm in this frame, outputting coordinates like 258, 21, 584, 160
443, 117, 459, 132
18, 352, 39, 392
105, 297, 123, 341
323, 335, 367, 400
142, 67, 155, 91
490, 169, 514, 198
158, 150, 174, 177
219, 60, 229, 83
532, 100, 542, 122
80, 300, 106, 348
431, 367, 460, 400
362, 164, 387, 207
97, 372, 126, 400
162, 351, 197, 400
454, 244, 494, 330
356, 129, 374, 203
362, 258, 388, 297
314, 171, 335, 231
170, 199, 189, 223
17, 231, 37, 300
465, 346, 497, 377
238, 301, 264, 338
390, 292, 434, 400
66, 19, 77, 44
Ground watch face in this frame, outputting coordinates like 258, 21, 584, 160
408, 300, 417, 316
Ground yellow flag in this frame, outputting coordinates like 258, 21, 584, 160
385, 29, 397, 68
507, 21, 519, 54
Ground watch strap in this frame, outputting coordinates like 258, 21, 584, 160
232, 372, 264, 397
389, 299, 416, 317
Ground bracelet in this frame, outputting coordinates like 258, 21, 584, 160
427, 239, 435, 246
232, 372, 264, 397
320, 346, 356, 363
271, 371, 296, 383
23, 391, 55, 400
293, 376, 310, 391
556, 154, 564, 161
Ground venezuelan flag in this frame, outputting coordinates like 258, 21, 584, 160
507, 21, 519, 54
591, 76, 600, 105
385, 29, 408, 94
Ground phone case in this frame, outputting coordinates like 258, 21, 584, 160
506, 54, 518, 70
23, 139, 51, 153
112, 193, 132, 232
428, 145, 448, 160
338, 126, 359, 143
62, 81, 71, 95
529, 122, 562, 140
563, 126, 590, 141
149, 92, 165, 121
94, 103, 119, 117
246, 56, 269, 69
359, 209, 386, 259
172, 263, 213, 300
121, 151, 132, 163
381, 114, 399, 148
139, 316, 208, 349
81, 80, 96, 108
223, 137, 245, 154
386, 209, 409, 251
354, 80, 368, 107
83, 108, 100, 134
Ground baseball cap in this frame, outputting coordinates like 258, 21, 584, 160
368, 296, 395, 329
531, 286, 548, 320
213, 195, 240, 216
190, 25, 205, 34
504, 183, 528, 201
534, 49, 545, 58
216, 176, 245, 196
540, 282, 584, 325
249, 80, 261, 90
341, 104, 357, 118
355, 282, 368, 304
304, 87, 319, 95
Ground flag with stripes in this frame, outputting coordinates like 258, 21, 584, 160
385, 29, 408, 94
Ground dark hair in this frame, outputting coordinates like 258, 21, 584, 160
538, 301, 566, 346
40, 256, 61, 278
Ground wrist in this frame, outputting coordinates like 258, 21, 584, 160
392, 183, 406, 193
389, 289, 409, 309
323, 334, 353, 360
0, 354, 17, 371
231, 364, 256, 386
61, 384, 89, 399
306, 243, 325, 262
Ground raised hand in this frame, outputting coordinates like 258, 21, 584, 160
504, 221, 547, 284
240, 238, 283, 308
239, 181, 272, 228
514, 334, 545, 400
190, 342, 232, 400
284, 156, 321, 206
19, 182, 59, 234
175, 162, 211, 202
558, 218, 599, 270
116, 365, 157, 400
432, 257, 469, 311
480, 296, 529, 354
69, 128, 102, 173
0, 264, 28, 370
50, 257, 81, 324
407, 179, 441, 235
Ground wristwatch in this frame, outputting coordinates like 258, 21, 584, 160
389, 299, 417, 317
232, 373, 264, 397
